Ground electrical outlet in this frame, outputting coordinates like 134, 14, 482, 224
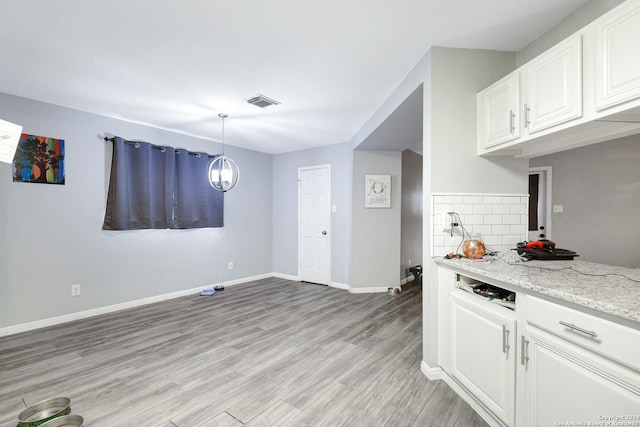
553, 205, 564, 213
441, 212, 455, 232
408, 259, 412, 266
228, 261, 234, 270
71, 284, 81, 297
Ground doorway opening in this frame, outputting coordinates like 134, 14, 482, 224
528, 166, 552, 241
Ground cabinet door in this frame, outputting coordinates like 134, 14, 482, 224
522, 325, 640, 427
524, 33, 582, 134
451, 291, 516, 426
477, 71, 520, 149
595, 0, 640, 111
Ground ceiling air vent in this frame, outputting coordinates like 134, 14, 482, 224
246, 94, 281, 109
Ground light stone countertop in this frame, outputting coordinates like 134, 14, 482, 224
434, 257, 640, 325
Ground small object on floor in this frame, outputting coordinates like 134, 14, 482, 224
387, 287, 400, 295
200, 289, 216, 296
214, 285, 225, 291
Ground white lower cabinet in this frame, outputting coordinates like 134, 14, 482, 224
520, 324, 640, 426
437, 268, 640, 427
451, 291, 517, 426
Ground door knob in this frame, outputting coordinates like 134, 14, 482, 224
322, 230, 327, 235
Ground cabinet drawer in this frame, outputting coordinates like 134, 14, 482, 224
526, 296, 640, 371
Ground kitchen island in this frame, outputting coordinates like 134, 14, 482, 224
432, 256, 640, 427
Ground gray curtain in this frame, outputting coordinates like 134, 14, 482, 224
174, 149, 223, 229
103, 137, 223, 230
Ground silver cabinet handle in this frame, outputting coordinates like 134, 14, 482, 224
521, 335, 529, 366
559, 321, 598, 338
509, 110, 515, 134
524, 103, 531, 129
502, 325, 510, 354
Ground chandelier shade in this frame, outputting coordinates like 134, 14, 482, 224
207, 113, 239, 192
207, 155, 239, 192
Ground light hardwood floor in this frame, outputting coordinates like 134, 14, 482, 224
0, 278, 489, 427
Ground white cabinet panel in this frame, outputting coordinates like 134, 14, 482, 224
477, 72, 520, 150
524, 33, 583, 134
595, 0, 640, 111
523, 325, 640, 427
451, 290, 517, 426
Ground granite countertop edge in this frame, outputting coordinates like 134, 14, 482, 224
433, 257, 640, 324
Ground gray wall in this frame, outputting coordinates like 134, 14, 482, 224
516, 0, 624, 66
351, 150, 402, 289
530, 135, 640, 268
0, 92, 273, 328
401, 149, 423, 278
430, 47, 528, 194
271, 142, 352, 285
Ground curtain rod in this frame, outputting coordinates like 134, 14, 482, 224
103, 135, 215, 157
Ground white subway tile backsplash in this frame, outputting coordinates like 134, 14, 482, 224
473, 204, 492, 214
433, 196, 447, 204
431, 192, 528, 257
453, 203, 474, 214
433, 203, 454, 214
464, 214, 484, 225
443, 195, 465, 204
510, 224, 527, 235
483, 196, 502, 204
483, 235, 503, 246
502, 214, 521, 224
470, 224, 492, 235
491, 204, 511, 214
484, 215, 503, 225
502, 196, 521, 204
511, 204, 526, 214
464, 196, 484, 204
491, 224, 511, 235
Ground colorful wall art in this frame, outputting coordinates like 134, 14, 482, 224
12, 133, 65, 184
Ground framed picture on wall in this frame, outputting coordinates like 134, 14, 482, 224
12, 133, 65, 184
365, 174, 391, 208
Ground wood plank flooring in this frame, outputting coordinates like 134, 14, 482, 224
0, 278, 489, 427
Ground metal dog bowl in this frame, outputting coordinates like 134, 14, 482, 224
39, 415, 83, 427
387, 287, 400, 295
18, 397, 71, 427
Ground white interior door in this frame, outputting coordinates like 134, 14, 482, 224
299, 165, 331, 285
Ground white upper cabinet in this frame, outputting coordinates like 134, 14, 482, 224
477, 72, 520, 149
477, 0, 640, 157
595, 0, 640, 111
523, 34, 582, 134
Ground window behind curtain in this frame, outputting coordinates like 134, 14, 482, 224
103, 137, 223, 230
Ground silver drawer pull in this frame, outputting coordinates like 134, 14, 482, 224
559, 321, 598, 338
502, 325, 510, 354
521, 335, 529, 366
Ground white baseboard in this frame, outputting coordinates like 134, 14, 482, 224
272, 272, 300, 281
0, 272, 272, 338
349, 286, 391, 294
330, 282, 351, 291
400, 274, 415, 286
420, 360, 444, 380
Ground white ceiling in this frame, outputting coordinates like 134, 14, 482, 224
0, 0, 589, 154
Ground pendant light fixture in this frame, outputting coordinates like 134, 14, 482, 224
207, 113, 239, 192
